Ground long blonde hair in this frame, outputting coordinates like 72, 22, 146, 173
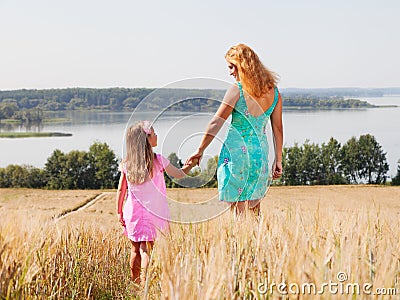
124, 121, 155, 184
225, 43, 279, 98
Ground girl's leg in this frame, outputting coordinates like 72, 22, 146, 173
129, 241, 141, 284
139, 241, 154, 285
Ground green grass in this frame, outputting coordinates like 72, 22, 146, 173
43, 117, 71, 123
0, 132, 72, 138
0, 119, 20, 124
1, 117, 71, 124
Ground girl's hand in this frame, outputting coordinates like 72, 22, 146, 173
118, 213, 125, 227
185, 157, 199, 168
272, 161, 283, 180
180, 157, 199, 175
185, 150, 203, 166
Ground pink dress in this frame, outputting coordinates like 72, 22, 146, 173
121, 154, 170, 242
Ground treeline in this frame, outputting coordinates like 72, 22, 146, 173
0, 88, 152, 111
0, 142, 119, 189
1, 135, 399, 189
165, 134, 396, 188
282, 98, 376, 109
0, 88, 224, 113
281, 134, 390, 185
0, 105, 44, 129
0, 88, 379, 118
282, 87, 400, 97
392, 162, 400, 185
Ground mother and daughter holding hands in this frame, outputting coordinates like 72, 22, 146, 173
116, 43, 283, 285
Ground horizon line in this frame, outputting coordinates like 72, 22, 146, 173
1, 86, 400, 92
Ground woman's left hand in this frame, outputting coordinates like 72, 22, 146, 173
272, 161, 283, 179
185, 150, 203, 166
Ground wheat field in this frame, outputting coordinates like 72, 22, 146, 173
1, 186, 399, 299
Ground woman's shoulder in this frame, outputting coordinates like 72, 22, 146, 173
229, 82, 240, 93
223, 83, 241, 106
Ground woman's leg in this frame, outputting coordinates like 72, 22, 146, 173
230, 201, 247, 215
139, 241, 154, 285
129, 241, 141, 284
248, 199, 261, 216
230, 200, 261, 216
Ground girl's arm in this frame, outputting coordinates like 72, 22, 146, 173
187, 84, 240, 164
164, 159, 198, 179
116, 172, 127, 226
270, 92, 283, 179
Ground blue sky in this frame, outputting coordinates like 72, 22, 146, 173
1, 0, 399, 90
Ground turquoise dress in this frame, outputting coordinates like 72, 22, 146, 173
217, 82, 279, 202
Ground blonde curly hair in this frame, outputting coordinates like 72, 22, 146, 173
225, 43, 279, 98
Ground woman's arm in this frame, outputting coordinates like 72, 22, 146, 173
188, 84, 240, 163
116, 172, 127, 226
270, 92, 283, 179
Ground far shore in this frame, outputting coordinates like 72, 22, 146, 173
0, 132, 72, 138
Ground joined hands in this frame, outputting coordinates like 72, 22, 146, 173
185, 150, 203, 167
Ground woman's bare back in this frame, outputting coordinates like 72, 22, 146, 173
243, 86, 275, 117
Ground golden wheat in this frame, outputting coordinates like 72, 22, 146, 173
1, 186, 399, 299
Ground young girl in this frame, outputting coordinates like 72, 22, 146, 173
116, 120, 197, 285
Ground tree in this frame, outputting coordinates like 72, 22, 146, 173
67, 98, 87, 110
163, 152, 213, 188
341, 137, 360, 184
320, 138, 346, 184
88, 142, 119, 189
164, 153, 183, 188
299, 141, 321, 185
0, 102, 18, 119
391, 160, 400, 186
357, 134, 389, 184
168, 152, 183, 168
63, 150, 91, 189
0, 165, 26, 187
26, 166, 47, 188
342, 135, 389, 184
12, 108, 44, 131
201, 155, 218, 188
0, 164, 46, 188
44, 143, 119, 189
282, 135, 388, 185
282, 143, 303, 185
45, 149, 69, 189
123, 97, 140, 109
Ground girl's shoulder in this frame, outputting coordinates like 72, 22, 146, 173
154, 153, 170, 171
119, 161, 126, 174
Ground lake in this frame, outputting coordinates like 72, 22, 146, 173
1, 95, 399, 177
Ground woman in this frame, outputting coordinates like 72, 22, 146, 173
187, 43, 283, 214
